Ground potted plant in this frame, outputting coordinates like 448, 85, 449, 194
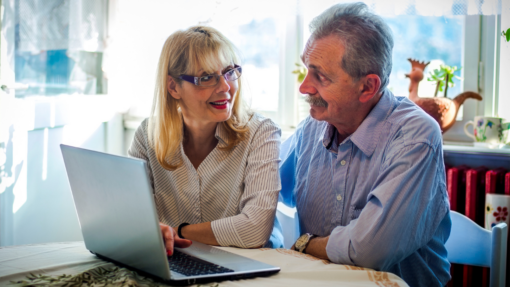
405, 58, 482, 133
502, 28, 510, 42
426, 64, 461, 98
292, 63, 307, 84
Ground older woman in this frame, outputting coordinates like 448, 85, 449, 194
128, 26, 282, 254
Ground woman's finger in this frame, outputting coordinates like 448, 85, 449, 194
175, 237, 193, 248
159, 223, 175, 255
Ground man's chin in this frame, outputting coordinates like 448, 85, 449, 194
309, 106, 327, 121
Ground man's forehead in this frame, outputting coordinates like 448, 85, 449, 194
301, 36, 343, 70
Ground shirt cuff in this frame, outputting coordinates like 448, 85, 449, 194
326, 225, 354, 265
211, 217, 244, 247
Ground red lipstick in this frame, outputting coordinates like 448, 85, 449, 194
210, 99, 228, 110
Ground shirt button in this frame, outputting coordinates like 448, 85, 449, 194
337, 194, 342, 201
340, 160, 346, 166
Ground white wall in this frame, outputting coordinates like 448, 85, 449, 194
0, 95, 125, 246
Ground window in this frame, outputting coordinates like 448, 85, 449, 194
109, 0, 501, 143
298, 5, 501, 143
383, 16, 465, 100
109, 0, 289, 119
8, 0, 107, 97
208, 4, 285, 112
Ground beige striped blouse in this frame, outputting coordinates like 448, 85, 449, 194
128, 115, 281, 248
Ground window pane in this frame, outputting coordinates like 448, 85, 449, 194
108, 0, 286, 116
302, 10, 465, 99
12, 0, 107, 97
209, 3, 284, 112
384, 15, 465, 99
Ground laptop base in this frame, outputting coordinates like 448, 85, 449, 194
93, 251, 279, 286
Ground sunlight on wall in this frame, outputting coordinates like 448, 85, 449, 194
0, 96, 30, 216
42, 128, 48, 181
10, 128, 27, 214
50, 102, 55, 128
62, 121, 105, 147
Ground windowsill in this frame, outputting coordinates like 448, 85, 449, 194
443, 141, 510, 156
1, 94, 128, 131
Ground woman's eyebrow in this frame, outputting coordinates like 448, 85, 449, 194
222, 65, 234, 72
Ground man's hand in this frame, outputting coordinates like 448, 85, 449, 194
159, 223, 192, 256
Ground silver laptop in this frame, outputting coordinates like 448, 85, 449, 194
60, 144, 280, 285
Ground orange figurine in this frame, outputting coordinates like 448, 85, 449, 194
405, 58, 482, 133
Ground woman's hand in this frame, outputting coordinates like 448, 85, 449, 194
159, 223, 192, 255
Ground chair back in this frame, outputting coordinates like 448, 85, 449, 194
445, 210, 507, 287
276, 203, 300, 249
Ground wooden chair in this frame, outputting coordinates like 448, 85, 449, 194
445, 210, 507, 287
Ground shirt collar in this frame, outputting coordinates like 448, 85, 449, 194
321, 123, 337, 151
321, 89, 395, 156
215, 122, 229, 148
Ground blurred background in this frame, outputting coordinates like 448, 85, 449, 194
0, 0, 507, 246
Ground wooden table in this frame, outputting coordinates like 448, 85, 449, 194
0, 241, 408, 286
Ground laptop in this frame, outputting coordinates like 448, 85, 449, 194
60, 144, 280, 285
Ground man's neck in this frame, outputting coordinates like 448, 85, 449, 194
333, 92, 383, 143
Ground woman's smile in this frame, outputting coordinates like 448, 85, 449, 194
209, 99, 230, 110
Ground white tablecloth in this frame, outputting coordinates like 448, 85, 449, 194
0, 241, 408, 286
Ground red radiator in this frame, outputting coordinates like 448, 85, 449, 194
446, 166, 509, 287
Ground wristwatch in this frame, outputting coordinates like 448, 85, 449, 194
294, 233, 316, 253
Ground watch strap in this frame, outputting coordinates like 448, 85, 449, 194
297, 233, 316, 253
177, 223, 190, 239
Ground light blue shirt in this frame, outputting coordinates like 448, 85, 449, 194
279, 90, 451, 287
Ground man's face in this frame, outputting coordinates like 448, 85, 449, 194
299, 35, 363, 127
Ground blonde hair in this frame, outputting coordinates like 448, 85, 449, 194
148, 26, 251, 171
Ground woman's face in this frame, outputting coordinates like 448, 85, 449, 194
169, 64, 239, 126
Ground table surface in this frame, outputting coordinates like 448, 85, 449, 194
0, 241, 408, 286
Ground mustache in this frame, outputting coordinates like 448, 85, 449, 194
304, 94, 328, 108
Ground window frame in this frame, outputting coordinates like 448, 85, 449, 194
443, 15, 500, 143
262, 11, 501, 142
256, 0, 304, 131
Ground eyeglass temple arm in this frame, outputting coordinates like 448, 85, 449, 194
178, 75, 199, 85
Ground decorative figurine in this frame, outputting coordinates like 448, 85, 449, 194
405, 58, 482, 133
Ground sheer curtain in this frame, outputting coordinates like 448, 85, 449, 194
7, 0, 108, 96
300, 0, 502, 17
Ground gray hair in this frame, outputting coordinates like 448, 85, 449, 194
309, 2, 393, 92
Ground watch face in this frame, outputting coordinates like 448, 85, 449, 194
295, 234, 309, 249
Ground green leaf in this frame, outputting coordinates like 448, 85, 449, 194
506, 28, 510, 42
437, 81, 445, 92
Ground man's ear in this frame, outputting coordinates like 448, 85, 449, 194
167, 76, 181, 100
359, 74, 381, 103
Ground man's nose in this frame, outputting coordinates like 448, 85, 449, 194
299, 73, 316, 95
216, 75, 231, 93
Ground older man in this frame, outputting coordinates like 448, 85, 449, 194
279, 2, 451, 286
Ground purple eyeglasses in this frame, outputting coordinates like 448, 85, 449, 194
178, 65, 242, 87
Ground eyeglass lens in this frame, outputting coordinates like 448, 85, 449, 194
199, 66, 242, 86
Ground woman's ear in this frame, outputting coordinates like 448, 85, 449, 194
167, 76, 181, 100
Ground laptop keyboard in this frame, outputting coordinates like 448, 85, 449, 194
169, 249, 235, 276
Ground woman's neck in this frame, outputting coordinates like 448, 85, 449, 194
182, 118, 219, 169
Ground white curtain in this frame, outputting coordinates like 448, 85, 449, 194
300, 0, 502, 16
17, 0, 107, 53
6, 0, 107, 95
